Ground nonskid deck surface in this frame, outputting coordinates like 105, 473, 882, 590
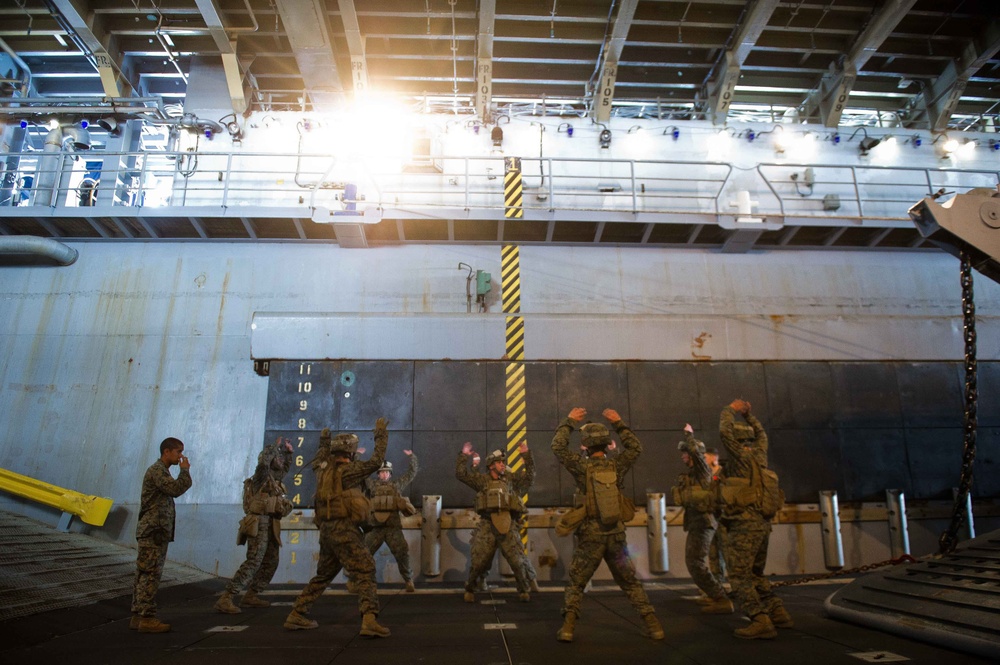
0, 578, 990, 665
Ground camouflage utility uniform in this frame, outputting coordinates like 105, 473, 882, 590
131, 460, 192, 618
457, 450, 534, 596
291, 426, 386, 619
551, 418, 656, 621
364, 454, 418, 584
718, 405, 788, 635
673, 432, 727, 601
224, 441, 293, 603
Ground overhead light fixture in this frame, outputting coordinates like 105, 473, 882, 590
599, 128, 612, 149
849, 127, 880, 156
53, 34, 67, 47
990, 139, 1000, 152
558, 122, 573, 137
744, 129, 756, 142
97, 117, 121, 136
491, 126, 503, 147
663, 126, 680, 140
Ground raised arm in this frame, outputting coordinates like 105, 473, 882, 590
605, 408, 641, 478
513, 443, 534, 494
456, 442, 484, 490
153, 463, 192, 498
745, 410, 769, 467
720, 401, 751, 477
395, 450, 418, 489
552, 408, 586, 476
681, 431, 712, 488
342, 418, 388, 488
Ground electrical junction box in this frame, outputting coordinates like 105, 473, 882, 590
823, 194, 841, 211
476, 270, 492, 295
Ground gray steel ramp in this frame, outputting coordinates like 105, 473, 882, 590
0, 509, 213, 621
825, 528, 1000, 661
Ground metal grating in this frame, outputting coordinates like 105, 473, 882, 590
0, 510, 212, 622
826, 528, 1000, 661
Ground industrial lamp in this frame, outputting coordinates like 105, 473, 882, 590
599, 128, 612, 149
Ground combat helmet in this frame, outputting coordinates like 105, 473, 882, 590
379, 461, 393, 473
320, 427, 359, 456
677, 437, 706, 455
580, 422, 612, 450
484, 449, 505, 467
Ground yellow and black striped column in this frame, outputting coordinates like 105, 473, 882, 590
501, 244, 529, 552
504, 157, 523, 219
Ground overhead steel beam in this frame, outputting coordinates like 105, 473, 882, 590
274, 0, 346, 109
337, 0, 368, 94
474, 0, 495, 123
706, 0, 780, 125
194, 0, 248, 113
240, 217, 257, 239
804, 0, 916, 128
49, 0, 133, 98
592, 0, 639, 124
911, 19, 1000, 131
83, 217, 111, 238
189, 217, 208, 239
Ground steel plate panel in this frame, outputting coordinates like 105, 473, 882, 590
896, 362, 963, 428
764, 362, 835, 429
627, 363, 701, 431
830, 363, 903, 428
413, 362, 487, 431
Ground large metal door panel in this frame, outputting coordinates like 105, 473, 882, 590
764, 362, 835, 429
630, 429, 682, 506
766, 429, 843, 503
555, 362, 630, 422
413, 361, 487, 431
485, 430, 562, 507
409, 430, 486, 509
837, 428, 911, 501
338, 361, 414, 430
830, 363, 903, 428
895, 362, 963, 428
694, 362, 770, 428
904, 427, 964, 499
627, 363, 700, 431
485, 362, 559, 432
264, 360, 341, 431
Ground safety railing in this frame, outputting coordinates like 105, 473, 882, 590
0, 467, 113, 531
2, 149, 998, 225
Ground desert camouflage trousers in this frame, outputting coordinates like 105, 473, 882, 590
365, 524, 412, 582
465, 517, 529, 593
293, 519, 379, 616
131, 536, 169, 617
721, 517, 784, 618
227, 515, 281, 594
685, 515, 727, 599
709, 522, 727, 581
563, 529, 654, 618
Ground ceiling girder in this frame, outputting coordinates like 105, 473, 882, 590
803, 0, 917, 128
911, 19, 1000, 132
273, 0, 345, 109
474, 0, 496, 123
592, 0, 639, 124
193, 0, 248, 114
706, 0, 781, 124
337, 0, 369, 93
49, 0, 132, 98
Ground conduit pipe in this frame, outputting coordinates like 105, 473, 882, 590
0, 236, 78, 266
32, 125, 91, 207
0, 36, 32, 97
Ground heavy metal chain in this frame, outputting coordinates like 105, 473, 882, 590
939, 250, 978, 554
770, 555, 917, 588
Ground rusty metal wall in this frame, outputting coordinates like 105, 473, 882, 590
1, 241, 999, 580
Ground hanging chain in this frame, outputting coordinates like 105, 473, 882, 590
940, 250, 978, 554
770, 555, 917, 588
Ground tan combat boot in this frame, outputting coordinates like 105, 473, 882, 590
529, 579, 540, 593
734, 614, 777, 640
643, 614, 665, 640
137, 617, 171, 633
556, 612, 577, 642
284, 610, 319, 630
404, 580, 415, 593
128, 614, 140, 630
360, 613, 391, 638
463, 590, 476, 603
700, 595, 734, 614
518, 592, 530, 602
693, 594, 713, 605
241, 590, 270, 608
769, 605, 794, 628
213, 591, 242, 614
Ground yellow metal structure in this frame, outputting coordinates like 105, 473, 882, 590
0, 467, 113, 527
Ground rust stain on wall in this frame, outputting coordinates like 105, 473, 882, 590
691, 331, 712, 361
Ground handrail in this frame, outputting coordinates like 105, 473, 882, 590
0, 467, 113, 531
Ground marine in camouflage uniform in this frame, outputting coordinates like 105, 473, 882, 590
671, 426, 732, 614
705, 448, 728, 587
457, 441, 534, 602
283, 419, 390, 637
130, 437, 192, 634
718, 399, 792, 639
214, 437, 294, 613
552, 408, 664, 643
364, 450, 419, 591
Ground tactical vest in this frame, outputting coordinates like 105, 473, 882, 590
717, 458, 784, 519
314, 463, 371, 525
670, 474, 714, 513
474, 476, 524, 535
371, 481, 401, 523
584, 459, 627, 527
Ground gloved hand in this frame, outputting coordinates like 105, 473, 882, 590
374, 417, 388, 436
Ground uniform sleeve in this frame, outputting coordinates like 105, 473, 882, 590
746, 413, 769, 467
719, 406, 751, 478
342, 429, 387, 488
396, 453, 419, 490
154, 465, 192, 498
513, 450, 535, 494
456, 453, 483, 490
689, 450, 712, 489
613, 420, 641, 478
551, 419, 582, 475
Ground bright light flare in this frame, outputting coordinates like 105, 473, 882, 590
316, 95, 418, 173
707, 130, 732, 159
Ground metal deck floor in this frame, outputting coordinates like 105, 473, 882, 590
0, 578, 991, 665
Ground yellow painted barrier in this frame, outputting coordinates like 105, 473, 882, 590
0, 467, 113, 528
